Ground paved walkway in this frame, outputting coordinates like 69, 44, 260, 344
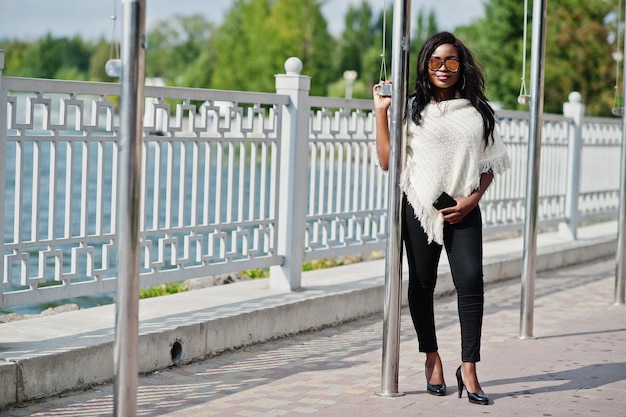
3, 255, 625, 417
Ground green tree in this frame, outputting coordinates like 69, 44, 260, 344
212, 0, 335, 95
409, 8, 439, 90
455, 0, 525, 110
88, 39, 118, 82
361, 6, 393, 90
0, 39, 31, 76
266, 0, 336, 95
412, 8, 439, 50
145, 14, 215, 86
359, 6, 438, 96
457, 0, 618, 115
338, 1, 375, 77
211, 0, 274, 92
1, 34, 93, 79
544, 0, 616, 115
179, 47, 217, 88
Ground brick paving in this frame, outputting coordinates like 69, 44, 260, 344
3, 256, 625, 417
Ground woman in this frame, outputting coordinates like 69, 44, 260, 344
373, 32, 509, 405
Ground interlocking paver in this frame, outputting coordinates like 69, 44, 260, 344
3, 255, 625, 417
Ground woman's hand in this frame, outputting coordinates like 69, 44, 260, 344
439, 173, 494, 224
438, 195, 478, 224
373, 81, 393, 110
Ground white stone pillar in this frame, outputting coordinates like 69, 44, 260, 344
269, 57, 311, 291
561, 91, 585, 239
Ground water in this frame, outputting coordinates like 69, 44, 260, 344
2, 94, 383, 315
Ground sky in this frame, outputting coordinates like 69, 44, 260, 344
0, 0, 485, 41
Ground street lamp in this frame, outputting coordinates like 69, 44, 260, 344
343, 70, 358, 99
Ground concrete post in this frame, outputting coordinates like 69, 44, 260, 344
269, 57, 311, 291
561, 91, 585, 240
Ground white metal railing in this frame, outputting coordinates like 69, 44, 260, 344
580, 115, 622, 219
305, 96, 387, 261
0, 76, 290, 308
138, 86, 287, 285
0, 52, 622, 309
486, 111, 572, 231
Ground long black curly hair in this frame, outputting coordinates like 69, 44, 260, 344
408, 31, 495, 146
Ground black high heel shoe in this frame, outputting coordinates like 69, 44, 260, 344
456, 365, 489, 405
426, 359, 447, 396
426, 381, 447, 396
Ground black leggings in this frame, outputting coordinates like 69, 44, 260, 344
402, 197, 484, 363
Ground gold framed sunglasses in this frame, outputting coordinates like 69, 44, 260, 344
428, 57, 460, 73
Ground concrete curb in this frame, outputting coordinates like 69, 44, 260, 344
0, 223, 618, 409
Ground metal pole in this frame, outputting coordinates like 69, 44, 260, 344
378, 0, 410, 397
615, 13, 626, 306
519, 0, 548, 339
114, 0, 146, 415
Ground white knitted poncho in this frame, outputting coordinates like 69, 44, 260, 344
400, 98, 510, 244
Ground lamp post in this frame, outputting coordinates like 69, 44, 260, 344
343, 70, 358, 99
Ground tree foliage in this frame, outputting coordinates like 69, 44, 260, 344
409, 8, 439, 90
457, 0, 618, 115
89, 40, 118, 82
2, 34, 93, 79
455, 0, 526, 109
210, 0, 275, 92
145, 14, 216, 87
269, 0, 336, 95
339, 1, 375, 78
211, 0, 335, 95
544, 0, 617, 115
0, 0, 621, 115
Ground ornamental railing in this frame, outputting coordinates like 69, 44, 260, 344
0, 52, 621, 309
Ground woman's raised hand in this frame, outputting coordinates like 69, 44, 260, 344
373, 81, 393, 110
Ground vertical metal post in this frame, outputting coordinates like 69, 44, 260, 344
0, 50, 6, 309
519, 0, 548, 339
114, 0, 146, 415
378, 0, 410, 397
615, 16, 626, 306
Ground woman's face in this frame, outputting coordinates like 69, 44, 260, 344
427, 43, 461, 96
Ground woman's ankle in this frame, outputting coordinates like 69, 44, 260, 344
461, 362, 482, 393
425, 352, 444, 384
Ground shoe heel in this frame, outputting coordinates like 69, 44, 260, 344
456, 364, 489, 405
456, 365, 464, 398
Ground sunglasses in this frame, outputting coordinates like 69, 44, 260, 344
428, 57, 460, 73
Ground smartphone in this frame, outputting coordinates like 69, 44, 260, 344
376, 83, 393, 97
433, 192, 457, 210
